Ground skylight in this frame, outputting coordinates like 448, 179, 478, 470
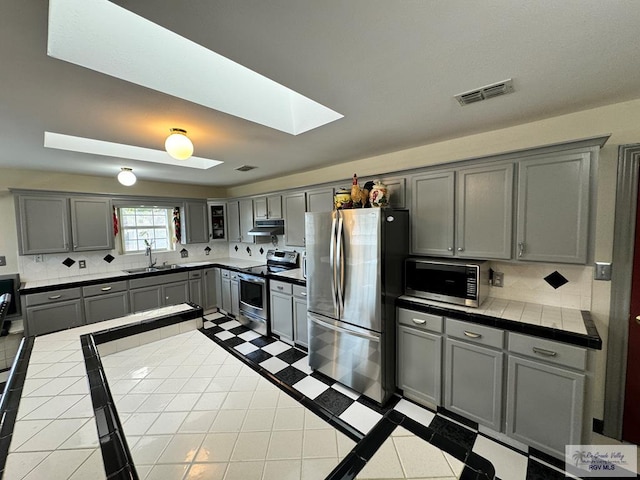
47, 0, 343, 135
44, 132, 223, 170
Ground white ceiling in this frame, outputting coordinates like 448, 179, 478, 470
2, 1, 640, 188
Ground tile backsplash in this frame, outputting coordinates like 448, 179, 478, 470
488, 261, 593, 310
18, 242, 229, 283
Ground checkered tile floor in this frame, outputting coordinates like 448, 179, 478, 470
201, 312, 582, 480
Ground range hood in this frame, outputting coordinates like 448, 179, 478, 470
248, 219, 284, 237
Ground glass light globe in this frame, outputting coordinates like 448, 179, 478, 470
117, 168, 137, 186
165, 129, 194, 160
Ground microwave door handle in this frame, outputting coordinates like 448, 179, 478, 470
329, 215, 339, 317
336, 214, 345, 317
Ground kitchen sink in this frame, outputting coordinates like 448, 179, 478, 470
124, 264, 184, 274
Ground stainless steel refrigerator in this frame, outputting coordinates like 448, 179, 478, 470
305, 208, 409, 405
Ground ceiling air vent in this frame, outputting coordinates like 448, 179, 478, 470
454, 79, 514, 106
236, 165, 257, 172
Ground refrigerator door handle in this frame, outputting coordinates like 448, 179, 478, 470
329, 215, 339, 316
309, 314, 381, 342
336, 214, 345, 316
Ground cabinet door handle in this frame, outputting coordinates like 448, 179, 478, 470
48, 294, 62, 300
447, 247, 453, 251
533, 347, 557, 357
518, 242, 525, 257
300, 292, 307, 296
457, 247, 464, 252
412, 318, 427, 325
463, 330, 482, 339
277, 286, 284, 290
101, 287, 112, 291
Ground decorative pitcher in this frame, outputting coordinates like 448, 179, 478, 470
369, 180, 389, 207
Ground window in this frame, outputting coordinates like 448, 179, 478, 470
118, 207, 176, 253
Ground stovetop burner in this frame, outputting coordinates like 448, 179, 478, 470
241, 250, 299, 277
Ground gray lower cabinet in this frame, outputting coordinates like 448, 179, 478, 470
396, 308, 443, 407
270, 280, 293, 341
203, 267, 220, 311
506, 333, 586, 458
188, 270, 204, 306
444, 320, 504, 431
83, 280, 129, 324
24, 287, 84, 336
221, 270, 232, 314
293, 285, 308, 347
129, 272, 189, 313
230, 273, 240, 317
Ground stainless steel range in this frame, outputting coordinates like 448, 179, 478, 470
236, 250, 299, 335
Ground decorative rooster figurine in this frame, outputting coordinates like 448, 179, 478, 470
351, 173, 366, 207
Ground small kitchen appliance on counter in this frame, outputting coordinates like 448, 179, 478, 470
305, 208, 409, 405
236, 250, 299, 335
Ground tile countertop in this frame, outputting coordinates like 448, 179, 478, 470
271, 268, 306, 285
397, 295, 602, 350
19, 257, 267, 293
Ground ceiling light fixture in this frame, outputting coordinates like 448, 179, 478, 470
117, 167, 137, 186
165, 128, 193, 160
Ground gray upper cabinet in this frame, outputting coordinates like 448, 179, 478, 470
411, 171, 455, 256
516, 151, 591, 264
182, 200, 209, 244
456, 164, 513, 259
284, 192, 307, 246
239, 198, 255, 243
17, 194, 113, 255
306, 188, 334, 213
381, 176, 406, 209
254, 195, 282, 219
226, 201, 241, 243
17, 195, 71, 255
70, 197, 114, 251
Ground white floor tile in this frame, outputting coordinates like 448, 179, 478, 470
292, 376, 329, 399
214, 330, 234, 341
22, 395, 85, 420
219, 320, 242, 330
261, 341, 291, 356
234, 342, 259, 355
338, 402, 382, 434
238, 330, 261, 341
394, 398, 436, 427
291, 357, 313, 375
130, 435, 173, 465
259, 357, 289, 374
473, 434, 529, 480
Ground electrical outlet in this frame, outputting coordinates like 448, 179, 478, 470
79, 260, 86, 269
34, 254, 43, 263
493, 271, 504, 287
0, 256, 6, 266
595, 262, 612, 281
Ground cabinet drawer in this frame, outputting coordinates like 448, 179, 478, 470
446, 318, 503, 349
129, 271, 189, 289
292, 285, 307, 299
82, 280, 128, 297
221, 270, 230, 279
397, 308, 443, 333
189, 270, 203, 279
271, 280, 292, 295
508, 332, 587, 370
25, 287, 82, 307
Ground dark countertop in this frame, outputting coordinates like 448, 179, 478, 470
396, 295, 601, 350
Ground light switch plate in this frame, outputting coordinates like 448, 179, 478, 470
493, 271, 504, 287
0, 256, 6, 266
595, 262, 612, 281
79, 260, 86, 269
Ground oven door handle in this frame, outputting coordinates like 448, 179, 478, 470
240, 299, 263, 310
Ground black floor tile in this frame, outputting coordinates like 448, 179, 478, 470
276, 347, 307, 365
250, 336, 277, 347
356, 393, 399, 415
228, 325, 250, 335
310, 370, 335, 386
223, 336, 246, 348
525, 458, 565, 480
429, 415, 477, 455
274, 366, 308, 386
314, 388, 354, 416
202, 325, 224, 335
245, 349, 273, 364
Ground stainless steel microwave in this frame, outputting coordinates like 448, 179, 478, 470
405, 258, 489, 307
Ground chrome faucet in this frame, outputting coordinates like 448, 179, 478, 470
145, 243, 156, 268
